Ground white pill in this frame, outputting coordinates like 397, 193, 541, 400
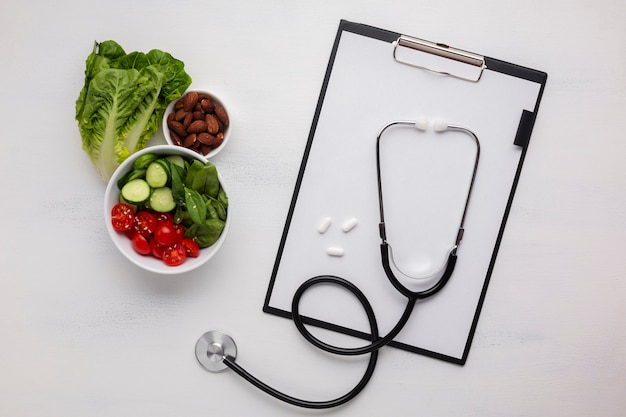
415, 116, 429, 131
317, 217, 332, 233
342, 217, 358, 232
326, 247, 345, 257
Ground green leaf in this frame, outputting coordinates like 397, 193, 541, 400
75, 40, 192, 181
184, 188, 207, 225
217, 187, 229, 208
184, 219, 225, 248
207, 197, 227, 221
193, 163, 219, 198
184, 160, 203, 188
205, 199, 219, 220
170, 163, 186, 205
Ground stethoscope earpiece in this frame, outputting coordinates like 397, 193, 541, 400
433, 119, 449, 132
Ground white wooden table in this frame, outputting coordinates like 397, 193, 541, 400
1, 1, 624, 415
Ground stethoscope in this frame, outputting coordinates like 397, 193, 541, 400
195, 117, 480, 409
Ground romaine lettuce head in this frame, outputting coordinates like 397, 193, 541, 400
76, 41, 192, 182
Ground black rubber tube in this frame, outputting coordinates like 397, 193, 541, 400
291, 275, 416, 356
222, 275, 415, 409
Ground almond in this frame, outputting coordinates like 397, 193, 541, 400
174, 108, 188, 121
197, 132, 217, 146
183, 133, 197, 147
200, 144, 212, 155
200, 98, 214, 113
183, 91, 199, 112
170, 131, 182, 146
182, 112, 193, 130
205, 114, 220, 135
167, 120, 187, 137
187, 120, 207, 134
214, 105, 229, 127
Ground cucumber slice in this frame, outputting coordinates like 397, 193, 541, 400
150, 187, 176, 213
118, 194, 138, 212
165, 155, 185, 169
121, 179, 151, 204
146, 160, 170, 188
116, 168, 147, 189
133, 153, 159, 170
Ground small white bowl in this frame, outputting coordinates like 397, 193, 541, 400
162, 89, 231, 159
104, 145, 231, 274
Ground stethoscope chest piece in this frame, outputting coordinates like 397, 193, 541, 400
195, 331, 237, 373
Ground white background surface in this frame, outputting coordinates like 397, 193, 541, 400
0, 0, 624, 416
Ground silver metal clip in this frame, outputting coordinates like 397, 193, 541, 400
393, 35, 486, 82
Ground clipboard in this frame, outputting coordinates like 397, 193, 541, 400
263, 20, 547, 364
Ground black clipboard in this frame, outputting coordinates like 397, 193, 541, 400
263, 20, 547, 364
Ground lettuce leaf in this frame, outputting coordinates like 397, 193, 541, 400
75, 40, 192, 182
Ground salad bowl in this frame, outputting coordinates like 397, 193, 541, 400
104, 145, 231, 274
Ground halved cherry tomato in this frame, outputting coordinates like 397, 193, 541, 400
154, 212, 174, 224
132, 233, 152, 256
181, 238, 200, 258
162, 242, 187, 266
111, 203, 135, 231
149, 238, 166, 259
173, 223, 185, 242
132, 211, 157, 239
154, 222, 178, 247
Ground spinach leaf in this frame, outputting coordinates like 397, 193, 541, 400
205, 199, 219, 220
186, 160, 219, 198
211, 198, 227, 221
170, 163, 186, 205
184, 219, 225, 248
184, 188, 207, 225
217, 187, 229, 208
185, 160, 204, 189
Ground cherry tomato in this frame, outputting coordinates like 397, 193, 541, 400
131, 233, 152, 256
154, 222, 179, 247
162, 243, 187, 266
149, 238, 166, 259
111, 203, 135, 231
154, 212, 174, 224
181, 238, 200, 258
173, 223, 185, 242
132, 211, 157, 239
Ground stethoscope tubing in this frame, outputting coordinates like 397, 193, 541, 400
198, 119, 480, 409
223, 275, 386, 409
291, 275, 417, 356
220, 273, 423, 409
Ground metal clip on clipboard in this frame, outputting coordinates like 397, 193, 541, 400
393, 35, 486, 82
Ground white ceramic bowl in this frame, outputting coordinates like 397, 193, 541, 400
162, 89, 231, 159
104, 145, 231, 274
